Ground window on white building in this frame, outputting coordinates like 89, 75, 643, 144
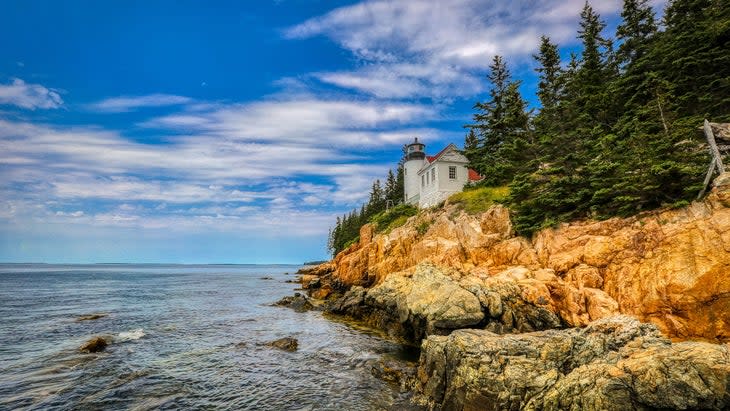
449, 166, 457, 179
431, 168, 435, 184
421, 175, 425, 187
426, 172, 429, 185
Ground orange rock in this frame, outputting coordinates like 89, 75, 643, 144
324, 174, 730, 342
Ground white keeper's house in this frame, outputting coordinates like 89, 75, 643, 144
403, 137, 482, 208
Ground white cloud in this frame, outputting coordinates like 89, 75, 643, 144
141, 96, 439, 147
0, 78, 63, 110
0, 90, 420, 231
55, 210, 84, 217
88, 94, 193, 112
285, 0, 633, 99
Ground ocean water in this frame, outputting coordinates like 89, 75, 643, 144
0, 264, 422, 410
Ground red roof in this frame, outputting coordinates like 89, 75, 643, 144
425, 144, 454, 164
468, 168, 483, 181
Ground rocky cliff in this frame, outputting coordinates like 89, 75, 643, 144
309, 174, 730, 342
417, 316, 730, 410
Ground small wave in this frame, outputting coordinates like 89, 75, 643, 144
116, 328, 145, 342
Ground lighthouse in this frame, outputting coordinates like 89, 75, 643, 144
403, 137, 426, 205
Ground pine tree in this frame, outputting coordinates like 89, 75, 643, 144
660, 0, 730, 117
574, 1, 615, 127
508, 5, 614, 234
366, 179, 386, 218
616, 0, 657, 66
395, 165, 405, 204
384, 169, 399, 205
466, 55, 530, 185
533, 36, 562, 134
467, 55, 511, 180
497, 82, 534, 178
464, 129, 478, 153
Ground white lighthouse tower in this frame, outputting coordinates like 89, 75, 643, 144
403, 137, 426, 205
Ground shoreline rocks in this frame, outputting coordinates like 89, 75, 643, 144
274, 293, 315, 312
285, 263, 730, 410
80, 336, 108, 353
265, 337, 298, 351
415, 316, 730, 411
307, 173, 730, 342
292, 175, 730, 409
324, 263, 562, 344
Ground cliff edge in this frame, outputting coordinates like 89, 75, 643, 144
307, 173, 730, 342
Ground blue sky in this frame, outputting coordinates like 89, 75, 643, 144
0, 0, 666, 263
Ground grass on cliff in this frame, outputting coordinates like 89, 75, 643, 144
370, 204, 418, 234
448, 186, 510, 214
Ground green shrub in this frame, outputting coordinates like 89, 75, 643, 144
342, 236, 360, 249
448, 186, 510, 214
415, 220, 432, 236
369, 204, 418, 234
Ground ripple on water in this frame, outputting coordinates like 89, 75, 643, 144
0, 265, 424, 410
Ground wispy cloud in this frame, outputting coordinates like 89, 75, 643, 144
87, 93, 193, 112
284, 0, 632, 99
0, 78, 63, 110
0, 87, 432, 237
141, 95, 440, 147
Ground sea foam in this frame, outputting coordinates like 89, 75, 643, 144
116, 328, 145, 342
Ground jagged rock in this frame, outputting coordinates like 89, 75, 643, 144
80, 336, 108, 353
297, 262, 335, 276
369, 358, 416, 388
311, 286, 332, 299
415, 316, 730, 411
326, 263, 566, 342
265, 337, 298, 351
327, 286, 367, 316
274, 293, 314, 312
300, 275, 320, 289
363, 264, 483, 341
319, 194, 730, 342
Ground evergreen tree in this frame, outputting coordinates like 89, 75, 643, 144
395, 165, 405, 204
660, 0, 730, 117
466, 55, 530, 185
497, 82, 535, 177
616, 0, 657, 65
384, 169, 399, 205
533, 36, 563, 134
509, 4, 614, 234
367, 179, 386, 217
464, 129, 478, 153
573, 1, 615, 127
467, 55, 510, 180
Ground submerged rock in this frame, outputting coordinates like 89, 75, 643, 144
415, 316, 730, 411
274, 293, 314, 312
80, 336, 108, 353
76, 313, 108, 321
266, 337, 298, 352
368, 358, 417, 393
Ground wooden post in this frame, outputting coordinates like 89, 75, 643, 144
698, 159, 718, 199
705, 119, 725, 173
697, 119, 726, 199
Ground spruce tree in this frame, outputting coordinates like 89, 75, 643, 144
467, 55, 530, 185
616, 0, 657, 66
533, 36, 562, 134
467, 55, 510, 181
